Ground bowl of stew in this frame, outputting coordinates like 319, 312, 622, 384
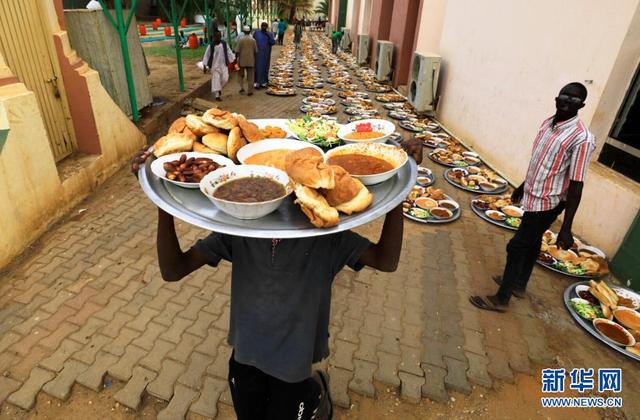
325, 142, 408, 185
337, 119, 396, 144
199, 165, 293, 219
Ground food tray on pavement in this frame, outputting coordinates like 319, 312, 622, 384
564, 282, 640, 362
402, 185, 460, 224
138, 145, 418, 239
444, 168, 509, 195
469, 195, 521, 231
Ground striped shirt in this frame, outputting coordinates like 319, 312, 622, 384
522, 115, 595, 212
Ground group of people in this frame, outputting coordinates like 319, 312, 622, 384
201, 19, 306, 101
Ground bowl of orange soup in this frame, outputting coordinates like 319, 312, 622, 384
337, 119, 396, 144
325, 142, 408, 185
236, 139, 325, 171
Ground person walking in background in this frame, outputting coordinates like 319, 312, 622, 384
272, 19, 279, 42
203, 30, 236, 101
469, 82, 595, 313
331, 29, 342, 54
253, 22, 276, 89
278, 19, 287, 45
235, 26, 257, 96
294, 20, 303, 47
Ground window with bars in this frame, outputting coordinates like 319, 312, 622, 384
598, 64, 640, 183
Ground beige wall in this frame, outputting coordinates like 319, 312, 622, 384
429, 0, 640, 255
414, 0, 446, 54
357, 0, 372, 35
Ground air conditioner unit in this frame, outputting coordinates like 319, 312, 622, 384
357, 34, 369, 65
409, 52, 442, 114
340, 28, 351, 51
375, 41, 394, 82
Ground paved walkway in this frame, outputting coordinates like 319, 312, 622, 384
0, 36, 638, 419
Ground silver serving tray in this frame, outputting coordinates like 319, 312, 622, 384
564, 282, 639, 362
139, 149, 417, 238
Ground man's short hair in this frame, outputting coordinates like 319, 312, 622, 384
561, 82, 588, 101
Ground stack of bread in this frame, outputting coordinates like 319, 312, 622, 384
284, 149, 373, 228
152, 108, 268, 162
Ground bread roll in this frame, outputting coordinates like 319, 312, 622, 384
193, 141, 221, 154
152, 133, 194, 157
186, 114, 217, 136
285, 148, 335, 189
168, 117, 187, 133
202, 108, 238, 130
236, 114, 263, 142
334, 179, 372, 215
294, 184, 339, 228
322, 165, 360, 207
202, 132, 229, 154
227, 127, 247, 162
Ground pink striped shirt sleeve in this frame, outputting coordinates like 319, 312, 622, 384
569, 138, 594, 182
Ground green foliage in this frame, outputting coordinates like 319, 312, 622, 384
314, 0, 329, 16
143, 44, 206, 60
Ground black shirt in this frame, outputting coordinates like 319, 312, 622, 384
193, 231, 371, 382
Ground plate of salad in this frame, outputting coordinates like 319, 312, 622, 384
285, 117, 343, 148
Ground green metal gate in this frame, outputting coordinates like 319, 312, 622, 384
338, 0, 347, 29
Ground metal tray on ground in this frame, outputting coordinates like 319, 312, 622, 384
138, 148, 417, 239
537, 260, 602, 279
469, 200, 518, 231
443, 169, 509, 195
563, 282, 640, 362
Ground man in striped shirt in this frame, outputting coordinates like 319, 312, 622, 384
470, 82, 595, 312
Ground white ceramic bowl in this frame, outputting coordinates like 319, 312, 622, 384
150, 152, 235, 189
485, 210, 506, 221
592, 318, 636, 347
502, 205, 524, 218
325, 142, 408, 185
337, 119, 396, 144
236, 139, 324, 165
199, 165, 293, 220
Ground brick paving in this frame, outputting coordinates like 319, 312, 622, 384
0, 36, 639, 419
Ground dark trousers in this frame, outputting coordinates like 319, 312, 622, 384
278, 31, 285, 45
496, 203, 565, 303
228, 352, 321, 420
331, 38, 338, 54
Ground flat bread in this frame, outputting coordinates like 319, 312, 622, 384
322, 165, 361, 207
168, 117, 187, 134
203, 108, 238, 130
186, 114, 217, 136
334, 179, 373, 215
294, 184, 339, 228
193, 141, 221, 154
152, 133, 194, 157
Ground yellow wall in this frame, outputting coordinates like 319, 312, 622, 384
420, 0, 640, 255
0, 7, 145, 268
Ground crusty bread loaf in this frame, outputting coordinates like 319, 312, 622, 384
334, 179, 372, 215
285, 148, 335, 189
152, 133, 194, 157
294, 184, 339, 228
185, 114, 217, 136
236, 114, 263, 142
168, 117, 187, 134
193, 141, 221, 154
227, 127, 247, 162
202, 132, 229, 154
202, 108, 238, 130
322, 165, 360, 207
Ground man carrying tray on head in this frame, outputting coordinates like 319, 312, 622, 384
131, 138, 424, 419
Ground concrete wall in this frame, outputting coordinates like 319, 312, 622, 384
414, 0, 446, 55
428, 0, 640, 255
0, 2, 146, 269
64, 9, 152, 118
388, 0, 420, 86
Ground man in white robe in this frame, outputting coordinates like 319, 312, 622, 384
203, 31, 236, 101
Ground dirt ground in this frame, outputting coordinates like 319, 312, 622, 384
1, 372, 608, 420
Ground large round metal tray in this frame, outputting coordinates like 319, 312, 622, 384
138, 147, 417, 238
444, 169, 509, 195
537, 261, 601, 279
469, 200, 518, 231
564, 282, 640, 362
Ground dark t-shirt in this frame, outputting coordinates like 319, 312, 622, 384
193, 231, 371, 383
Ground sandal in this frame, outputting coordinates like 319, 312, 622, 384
469, 295, 507, 313
492, 275, 526, 299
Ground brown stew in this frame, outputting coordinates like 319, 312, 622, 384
327, 153, 394, 175
595, 322, 631, 345
213, 177, 286, 203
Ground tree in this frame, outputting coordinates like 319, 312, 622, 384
277, 0, 313, 22
314, 0, 329, 17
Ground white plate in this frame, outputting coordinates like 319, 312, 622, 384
150, 152, 235, 189
236, 139, 325, 165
